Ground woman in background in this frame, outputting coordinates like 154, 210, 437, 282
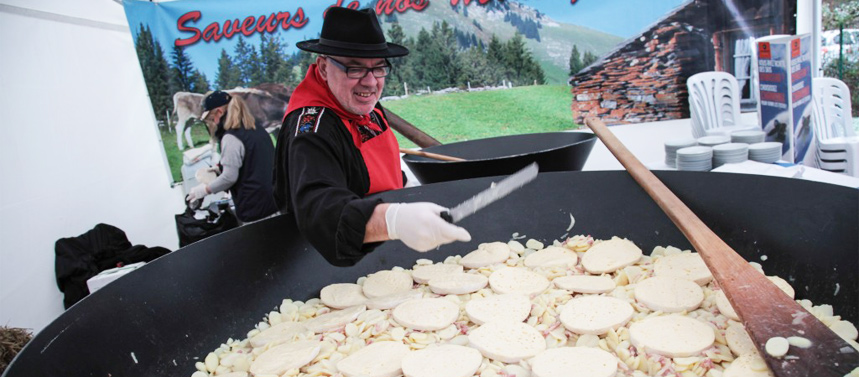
186, 90, 278, 223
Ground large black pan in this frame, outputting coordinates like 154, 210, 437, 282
4, 171, 857, 376
402, 132, 596, 183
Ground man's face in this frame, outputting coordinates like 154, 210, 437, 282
318, 56, 387, 116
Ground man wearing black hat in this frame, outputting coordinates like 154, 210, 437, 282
188, 90, 278, 223
274, 7, 470, 266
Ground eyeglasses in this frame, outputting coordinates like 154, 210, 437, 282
326, 57, 391, 79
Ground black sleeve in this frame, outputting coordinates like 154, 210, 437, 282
275, 109, 382, 266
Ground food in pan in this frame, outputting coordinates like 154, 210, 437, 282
190, 236, 859, 377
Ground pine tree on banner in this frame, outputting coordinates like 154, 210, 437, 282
190, 70, 210, 93
502, 33, 544, 86
259, 34, 290, 85
523, 57, 545, 85
569, 45, 583, 76
385, 23, 411, 96
456, 46, 493, 87
134, 24, 172, 121
234, 36, 263, 87
216, 49, 242, 90
583, 51, 598, 68
432, 21, 459, 89
486, 35, 508, 85
171, 45, 196, 92
410, 28, 437, 90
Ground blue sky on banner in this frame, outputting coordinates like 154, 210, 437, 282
122, 0, 687, 87
530, 0, 687, 36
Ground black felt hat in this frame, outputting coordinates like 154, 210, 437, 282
296, 7, 409, 58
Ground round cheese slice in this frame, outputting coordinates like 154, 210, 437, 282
362, 270, 414, 298
465, 293, 531, 325
412, 263, 464, 284
723, 354, 774, 377
366, 289, 424, 310
320, 283, 368, 309
249, 321, 309, 348
629, 315, 715, 357
392, 298, 459, 331
249, 340, 321, 376
429, 273, 488, 295
489, 267, 550, 296
559, 296, 634, 335
764, 337, 789, 358
767, 276, 795, 299
401, 344, 482, 377
725, 322, 758, 357
715, 290, 740, 321
716, 277, 796, 322
336, 341, 411, 377
530, 347, 619, 377
581, 238, 642, 274
553, 275, 616, 294
653, 252, 713, 285
633, 276, 704, 313
303, 305, 366, 333
461, 242, 511, 269
524, 246, 579, 268
467, 320, 547, 363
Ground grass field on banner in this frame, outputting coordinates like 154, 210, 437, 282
160, 125, 211, 184
161, 85, 578, 183
383, 85, 580, 149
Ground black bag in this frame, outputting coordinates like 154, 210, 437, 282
175, 200, 239, 247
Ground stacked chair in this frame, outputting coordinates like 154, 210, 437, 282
687, 71, 759, 138
810, 77, 858, 177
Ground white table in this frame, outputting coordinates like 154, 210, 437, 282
581, 117, 697, 171
580, 115, 859, 188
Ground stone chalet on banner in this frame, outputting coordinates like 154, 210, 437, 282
570, 0, 796, 125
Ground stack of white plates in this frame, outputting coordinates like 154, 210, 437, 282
748, 142, 782, 163
676, 146, 713, 171
712, 143, 749, 168
664, 138, 697, 167
731, 130, 766, 144
697, 135, 731, 147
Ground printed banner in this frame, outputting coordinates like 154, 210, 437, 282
122, 0, 792, 183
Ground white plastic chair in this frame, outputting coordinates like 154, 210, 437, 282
687, 71, 759, 138
810, 77, 859, 177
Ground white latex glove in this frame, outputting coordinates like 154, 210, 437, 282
385, 202, 472, 252
186, 183, 210, 203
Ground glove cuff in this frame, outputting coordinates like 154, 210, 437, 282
384, 203, 401, 240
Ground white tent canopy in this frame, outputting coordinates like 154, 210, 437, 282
0, 0, 183, 334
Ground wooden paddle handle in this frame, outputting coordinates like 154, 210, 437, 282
585, 117, 859, 376
399, 148, 465, 162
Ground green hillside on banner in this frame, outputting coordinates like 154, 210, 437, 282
378, 1, 623, 85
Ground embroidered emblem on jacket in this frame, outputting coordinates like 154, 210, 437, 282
357, 124, 382, 142
356, 110, 386, 142
295, 107, 324, 135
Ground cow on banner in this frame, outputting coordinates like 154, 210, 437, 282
172, 92, 205, 150
172, 83, 291, 150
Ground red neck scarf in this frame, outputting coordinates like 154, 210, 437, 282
287, 64, 380, 135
